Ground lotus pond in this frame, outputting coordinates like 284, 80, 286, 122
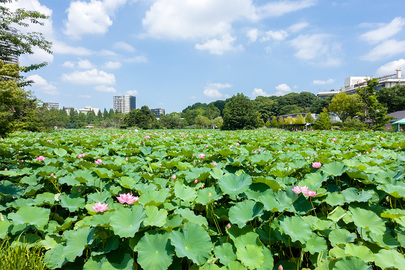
0, 129, 404, 269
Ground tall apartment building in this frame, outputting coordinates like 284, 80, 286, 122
151, 108, 165, 118
113, 95, 136, 114
43, 102, 59, 110
0, 28, 19, 64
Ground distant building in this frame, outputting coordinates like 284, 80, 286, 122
79, 106, 99, 115
151, 108, 165, 118
318, 69, 405, 97
0, 28, 19, 64
114, 95, 136, 114
44, 102, 59, 110
63, 107, 76, 115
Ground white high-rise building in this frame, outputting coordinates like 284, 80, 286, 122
0, 28, 19, 64
114, 95, 136, 114
43, 102, 59, 110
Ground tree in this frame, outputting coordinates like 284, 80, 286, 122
0, 0, 52, 136
328, 92, 361, 123
376, 85, 405, 113
222, 93, 261, 130
314, 108, 331, 130
271, 116, 278, 128
357, 78, 391, 129
305, 112, 314, 124
159, 112, 185, 129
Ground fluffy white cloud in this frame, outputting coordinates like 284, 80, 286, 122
127, 56, 148, 63
247, 28, 259, 43
53, 41, 93, 56
252, 88, 269, 98
62, 61, 75, 68
77, 60, 94, 69
362, 39, 405, 61
312, 79, 335, 85
203, 83, 232, 98
64, 0, 127, 39
94, 85, 117, 93
290, 34, 342, 66
376, 59, 405, 76
27, 75, 58, 95
288, 22, 309, 33
195, 34, 243, 55
103, 61, 122, 69
127, 90, 138, 95
143, 0, 256, 40
114, 42, 135, 52
61, 69, 116, 85
360, 17, 405, 44
257, 0, 317, 18
261, 30, 288, 42
275, 84, 292, 96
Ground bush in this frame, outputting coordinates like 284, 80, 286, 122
343, 118, 367, 131
0, 239, 47, 270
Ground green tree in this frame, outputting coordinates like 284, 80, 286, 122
305, 112, 314, 124
69, 108, 78, 128
357, 78, 391, 129
271, 116, 278, 128
277, 116, 284, 127
159, 112, 185, 129
328, 92, 361, 123
222, 93, 261, 130
0, 0, 52, 136
314, 108, 331, 130
195, 115, 210, 128
376, 85, 405, 113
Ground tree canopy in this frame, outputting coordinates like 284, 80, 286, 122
222, 93, 261, 130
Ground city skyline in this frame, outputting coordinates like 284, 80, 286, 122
5, 0, 405, 113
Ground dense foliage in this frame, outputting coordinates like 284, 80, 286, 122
222, 93, 261, 130
0, 129, 404, 269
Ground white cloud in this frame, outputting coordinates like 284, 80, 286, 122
360, 17, 405, 44
99, 50, 119, 57
203, 83, 232, 98
103, 61, 122, 69
61, 69, 116, 85
127, 90, 138, 95
53, 41, 93, 55
362, 39, 405, 61
27, 75, 58, 95
195, 34, 243, 55
114, 41, 135, 52
261, 30, 288, 42
290, 34, 342, 66
142, 0, 257, 40
257, 0, 317, 18
127, 56, 148, 63
376, 59, 405, 76
247, 28, 259, 42
62, 61, 75, 68
252, 88, 269, 98
64, 0, 127, 39
288, 22, 309, 33
77, 60, 94, 69
275, 84, 292, 96
312, 79, 335, 85
94, 85, 117, 93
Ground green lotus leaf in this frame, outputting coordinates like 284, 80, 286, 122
63, 227, 95, 262
135, 231, 174, 270
324, 192, 346, 206
138, 189, 169, 206
236, 244, 264, 269
227, 261, 247, 269
328, 228, 357, 246
8, 206, 50, 229
346, 168, 369, 181
329, 246, 346, 258
110, 205, 146, 238
374, 249, 405, 269
175, 208, 208, 227
327, 206, 347, 223
200, 263, 221, 270
298, 172, 327, 190
229, 200, 264, 228
280, 216, 313, 243
44, 244, 67, 269
321, 161, 347, 177
184, 167, 210, 182
253, 177, 282, 192
54, 148, 67, 157
342, 188, 372, 203
174, 182, 197, 202
60, 194, 86, 212
333, 257, 371, 270
87, 190, 111, 203
169, 222, 212, 265
218, 174, 252, 200
210, 167, 224, 180
303, 233, 328, 254
258, 190, 295, 213
214, 243, 237, 266
40, 235, 60, 250
257, 247, 274, 270
349, 207, 385, 235
311, 219, 333, 231
117, 176, 140, 189
368, 231, 400, 249
58, 175, 80, 186
0, 220, 10, 238
344, 243, 374, 263
143, 205, 168, 227
0, 181, 24, 198
381, 209, 405, 227
83, 251, 134, 270
195, 186, 222, 205
92, 167, 114, 179
377, 183, 405, 198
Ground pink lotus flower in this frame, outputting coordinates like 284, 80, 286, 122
145, 136, 150, 139
36, 156, 45, 161
117, 193, 139, 204
212, 161, 217, 167
226, 223, 231, 229
194, 179, 199, 184
51, 173, 55, 178
92, 202, 108, 212
357, 154, 361, 157
292, 186, 301, 194
258, 149, 261, 153
95, 159, 102, 165
78, 153, 85, 158
371, 148, 375, 152
278, 265, 283, 270
172, 174, 176, 180
198, 153, 205, 158
304, 190, 317, 197
236, 143, 240, 146
4, 168, 7, 171
312, 162, 322, 168
332, 138, 336, 142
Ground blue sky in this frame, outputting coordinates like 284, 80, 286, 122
7, 0, 405, 113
